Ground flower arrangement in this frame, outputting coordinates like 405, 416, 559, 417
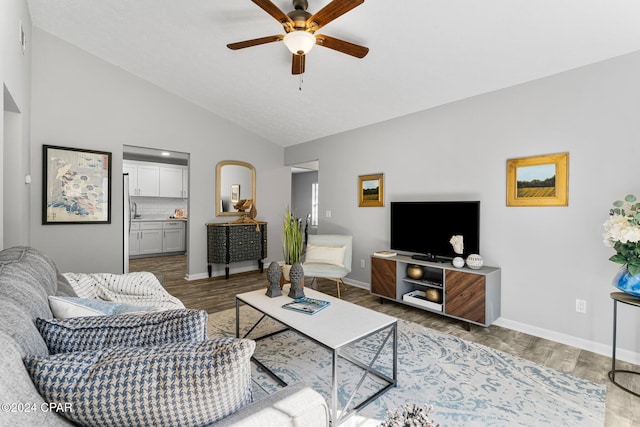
379, 404, 440, 427
603, 194, 640, 276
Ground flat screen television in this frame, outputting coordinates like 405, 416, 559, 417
390, 201, 480, 262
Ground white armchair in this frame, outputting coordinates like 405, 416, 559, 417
302, 235, 352, 298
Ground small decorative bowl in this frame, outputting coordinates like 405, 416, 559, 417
452, 257, 465, 268
466, 254, 484, 270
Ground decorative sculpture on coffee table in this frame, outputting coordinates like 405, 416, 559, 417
288, 262, 305, 299
265, 261, 282, 298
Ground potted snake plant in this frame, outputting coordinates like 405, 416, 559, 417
282, 207, 303, 281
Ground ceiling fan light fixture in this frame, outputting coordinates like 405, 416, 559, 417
283, 31, 315, 55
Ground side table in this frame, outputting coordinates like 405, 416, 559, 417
608, 291, 640, 397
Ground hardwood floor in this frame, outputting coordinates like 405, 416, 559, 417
130, 254, 640, 426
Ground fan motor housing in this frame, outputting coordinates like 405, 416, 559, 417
288, 10, 312, 28
289, 0, 311, 28
292, 0, 308, 10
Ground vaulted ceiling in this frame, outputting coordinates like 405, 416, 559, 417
27, 0, 640, 146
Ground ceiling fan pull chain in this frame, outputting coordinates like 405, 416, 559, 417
299, 73, 304, 91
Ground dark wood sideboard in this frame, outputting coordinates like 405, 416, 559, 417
206, 222, 267, 279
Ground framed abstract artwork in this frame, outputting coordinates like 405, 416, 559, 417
358, 173, 384, 207
506, 152, 569, 207
42, 145, 112, 224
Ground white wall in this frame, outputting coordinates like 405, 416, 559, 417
1, 0, 32, 249
30, 29, 290, 275
285, 51, 640, 362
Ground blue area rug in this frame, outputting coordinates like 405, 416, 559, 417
208, 307, 605, 426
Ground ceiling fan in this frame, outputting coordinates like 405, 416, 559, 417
227, 0, 369, 75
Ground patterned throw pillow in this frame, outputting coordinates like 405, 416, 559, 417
36, 309, 208, 354
24, 339, 255, 427
48, 295, 154, 318
304, 244, 347, 267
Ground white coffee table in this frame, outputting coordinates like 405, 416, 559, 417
236, 287, 398, 425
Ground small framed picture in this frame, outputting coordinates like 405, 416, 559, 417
358, 173, 384, 207
43, 145, 112, 224
231, 184, 240, 203
506, 152, 569, 207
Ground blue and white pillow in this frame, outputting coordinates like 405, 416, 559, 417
36, 309, 208, 354
24, 338, 255, 427
48, 296, 154, 319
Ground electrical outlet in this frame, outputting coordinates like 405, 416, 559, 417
360, 259, 365, 268
325, 210, 332, 218
576, 299, 587, 314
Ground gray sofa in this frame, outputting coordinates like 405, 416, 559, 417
0, 246, 329, 426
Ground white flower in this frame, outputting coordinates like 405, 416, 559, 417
603, 215, 640, 245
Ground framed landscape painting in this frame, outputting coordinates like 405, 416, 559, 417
43, 145, 112, 224
358, 173, 384, 207
506, 152, 568, 207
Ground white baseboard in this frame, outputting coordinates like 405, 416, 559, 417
185, 265, 259, 281
343, 278, 369, 289
185, 272, 209, 281
494, 317, 640, 365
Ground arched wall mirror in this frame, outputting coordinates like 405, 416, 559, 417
216, 161, 256, 216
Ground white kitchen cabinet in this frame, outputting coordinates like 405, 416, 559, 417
129, 222, 141, 256
124, 161, 160, 196
162, 221, 185, 252
124, 161, 187, 198
130, 222, 163, 255
182, 167, 189, 198
159, 165, 184, 198
130, 221, 186, 257
137, 164, 160, 196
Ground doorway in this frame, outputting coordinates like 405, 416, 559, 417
291, 160, 319, 241
123, 145, 189, 281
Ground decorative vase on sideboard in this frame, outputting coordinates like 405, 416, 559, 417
612, 264, 640, 298
406, 265, 424, 280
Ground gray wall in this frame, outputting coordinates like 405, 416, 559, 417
1, 0, 32, 249
30, 29, 291, 276
285, 51, 640, 361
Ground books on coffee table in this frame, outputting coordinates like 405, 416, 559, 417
282, 297, 330, 315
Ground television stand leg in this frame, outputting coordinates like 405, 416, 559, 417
379, 297, 384, 304
463, 321, 471, 332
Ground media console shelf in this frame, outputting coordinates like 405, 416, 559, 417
371, 254, 501, 327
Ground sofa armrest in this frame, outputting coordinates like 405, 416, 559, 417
214, 382, 329, 427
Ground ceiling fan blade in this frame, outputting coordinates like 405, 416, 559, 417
252, 0, 295, 31
315, 34, 368, 58
227, 35, 284, 50
306, 0, 364, 32
291, 54, 306, 75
